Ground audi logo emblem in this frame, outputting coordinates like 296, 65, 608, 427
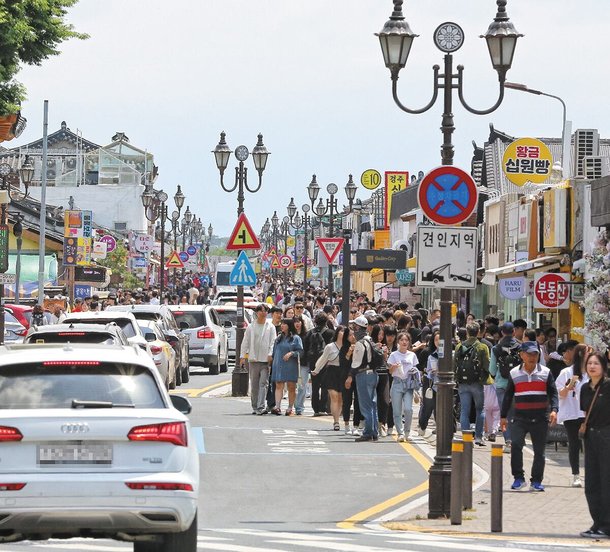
61, 423, 90, 434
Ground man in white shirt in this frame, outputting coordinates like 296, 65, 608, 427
240, 304, 276, 415
187, 285, 200, 305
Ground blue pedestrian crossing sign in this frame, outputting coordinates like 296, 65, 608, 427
229, 251, 256, 286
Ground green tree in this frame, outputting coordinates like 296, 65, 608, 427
0, 0, 87, 114
97, 241, 141, 289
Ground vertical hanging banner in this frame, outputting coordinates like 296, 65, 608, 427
384, 171, 408, 228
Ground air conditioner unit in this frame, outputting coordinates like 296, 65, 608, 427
392, 240, 409, 251
582, 156, 610, 180
574, 129, 600, 178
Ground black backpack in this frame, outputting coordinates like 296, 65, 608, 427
361, 340, 384, 372
496, 345, 521, 379
455, 344, 482, 384
307, 329, 326, 369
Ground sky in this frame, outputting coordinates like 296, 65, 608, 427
12, 0, 610, 236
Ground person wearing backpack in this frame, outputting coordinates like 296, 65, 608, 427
489, 322, 521, 452
454, 322, 490, 446
303, 313, 334, 416
345, 316, 380, 442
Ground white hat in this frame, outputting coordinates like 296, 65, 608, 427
353, 315, 368, 328
364, 309, 376, 317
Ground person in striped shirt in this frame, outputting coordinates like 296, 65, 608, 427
500, 340, 559, 492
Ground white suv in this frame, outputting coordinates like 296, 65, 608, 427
0, 343, 199, 550
167, 305, 229, 375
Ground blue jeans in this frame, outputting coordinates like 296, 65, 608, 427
295, 365, 311, 414
458, 382, 485, 439
391, 378, 414, 436
356, 371, 379, 438
495, 386, 513, 442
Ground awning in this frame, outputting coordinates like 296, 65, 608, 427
482, 255, 561, 286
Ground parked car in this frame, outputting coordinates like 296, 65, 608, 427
0, 342, 198, 549
4, 304, 33, 329
24, 323, 130, 346
167, 305, 229, 375
213, 305, 254, 358
60, 311, 153, 359
3, 312, 26, 344
106, 305, 190, 384
138, 319, 178, 390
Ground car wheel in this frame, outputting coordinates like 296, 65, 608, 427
168, 364, 176, 390
209, 353, 220, 375
160, 512, 197, 552
220, 354, 228, 373
181, 364, 190, 383
134, 539, 162, 551
176, 363, 183, 386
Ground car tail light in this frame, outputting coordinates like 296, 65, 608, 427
43, 361, 100, 366
0, 426, 23, 442
0, 483, 26, 491
125, 482, 193, 491
58, 332, 86, 336
127, 422, 188, 447
150, 345, 163, 355
197, 328, 215, 339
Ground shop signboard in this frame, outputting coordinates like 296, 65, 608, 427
533, 272, 570, 309
499, 276, 526, 300
502, 138, 553, 186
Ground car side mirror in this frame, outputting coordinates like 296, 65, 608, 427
179, 321, 190, 330
170, 395, 192, 415
144, 332, 156, 342
223, 320, 233, 328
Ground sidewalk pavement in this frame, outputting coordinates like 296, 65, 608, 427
389, 426, 596, 542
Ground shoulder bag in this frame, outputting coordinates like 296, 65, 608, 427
578, 383, 602, 439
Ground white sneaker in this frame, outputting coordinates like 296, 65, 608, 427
397, 434, 406, 442
379, 425, 387, 437
352, 428, 362, 436
417, 428, 426, 437
572, 475, 583, 488
344, 425, 351, 435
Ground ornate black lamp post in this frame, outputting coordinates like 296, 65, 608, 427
213, 132, 270, 397
341, 174, 357, 326
311, 182, 339, 300
287, 199, 313, 286
377, 0, 521, 518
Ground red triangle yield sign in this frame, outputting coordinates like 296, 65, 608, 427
316, 237, 344, 264
226, 213, 261, 250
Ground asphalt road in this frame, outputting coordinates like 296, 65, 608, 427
2, 367, 600, 551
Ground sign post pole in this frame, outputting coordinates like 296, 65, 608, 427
341, 228, 351, 328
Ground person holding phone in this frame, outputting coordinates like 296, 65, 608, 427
556, 344, 589, 487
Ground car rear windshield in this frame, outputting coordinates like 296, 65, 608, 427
65, 318, 136, 338
216, 312, 235, 326
171, 311, 206, 329
132, 312, 160, 322
216, 272, 231, 286
0, 363, 164, 409
27, 332, 118, 345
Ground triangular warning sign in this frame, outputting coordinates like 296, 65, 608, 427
270, 255, 280, 269
316, 237, 344, 265
266, 247, 277, 258
226, 213, 261, 250
165, 250, 184, 268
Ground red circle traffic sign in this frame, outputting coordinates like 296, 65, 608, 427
279, 255, 292, 268
534, 273, 569, 308
418, 166, 478, 225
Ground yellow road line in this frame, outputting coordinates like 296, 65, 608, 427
170, 379, 231, 398
337, 436, 432, 530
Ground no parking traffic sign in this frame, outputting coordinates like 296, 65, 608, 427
418, 166, 478, 226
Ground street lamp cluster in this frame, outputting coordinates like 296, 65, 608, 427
377, 0, 522, 518
141, 185, 212, 297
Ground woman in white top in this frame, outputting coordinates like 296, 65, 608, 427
556, 343, 590, 487
388, 332, 420, 442
313, 326, 344, 431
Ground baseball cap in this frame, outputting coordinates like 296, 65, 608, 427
520, 341, 539, 354
501, 322, 514, 335
353, 315, 369, 328
364, 309, 376, 317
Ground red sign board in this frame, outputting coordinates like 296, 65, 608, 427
226, 213, 261, 250
533, 273, 570, 309
316, 237, 344, 265
418, 166, 478, 226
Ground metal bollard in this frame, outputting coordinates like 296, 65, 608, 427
462, 429, 474, 510
491, 443, 503, 533
450, 438, 464, 525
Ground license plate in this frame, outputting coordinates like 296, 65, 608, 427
38, 442, 113, 465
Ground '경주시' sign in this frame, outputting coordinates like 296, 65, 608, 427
498, 277, 526, 300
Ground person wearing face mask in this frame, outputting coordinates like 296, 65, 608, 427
579, 352, 610, 539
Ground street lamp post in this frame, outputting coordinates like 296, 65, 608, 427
281, 217, 290, 290
377, 0, 521, 518
342, 175, 358, 327
312, 183, 338, 301
505, 82, 569, 179
180, 206, 194, 279
288, 200, 313, 286
11, 214, 23, 305
213, 132, 270, 397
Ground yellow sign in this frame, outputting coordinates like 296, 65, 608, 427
361, 169, 382, 190
165, 251, 184, 268
502, 138, 553, 186
286, 236, 295, 247
385, 171, 408, 227
270, 255, 280, 269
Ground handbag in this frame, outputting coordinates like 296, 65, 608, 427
578, 383, 602, 439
